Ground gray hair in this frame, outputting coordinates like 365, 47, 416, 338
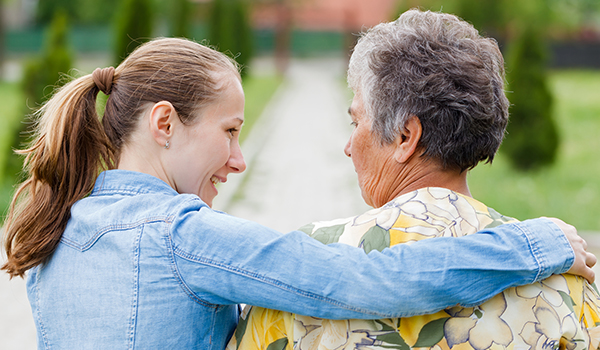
348, 9, 509, 171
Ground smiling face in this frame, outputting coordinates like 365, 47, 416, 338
344, 92, 401, 208
169, 75, 246, 206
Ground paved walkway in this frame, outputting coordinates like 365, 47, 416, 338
0, 255, 37, 349
213, 57, 369, 230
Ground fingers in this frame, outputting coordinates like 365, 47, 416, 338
582, 261, 595, 284
587, 251, 597, 268
545, 217, 596, 284
568, 251, 596, 284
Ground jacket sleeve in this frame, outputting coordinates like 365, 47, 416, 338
171, 202, 574, 319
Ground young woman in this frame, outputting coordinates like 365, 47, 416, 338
2, 38, 593, 349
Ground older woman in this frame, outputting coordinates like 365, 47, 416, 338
228, 9, 600, 350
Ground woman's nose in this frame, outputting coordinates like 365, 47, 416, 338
229, 142, 246, 173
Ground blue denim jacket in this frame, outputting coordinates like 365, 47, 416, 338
27, 170, 574, 349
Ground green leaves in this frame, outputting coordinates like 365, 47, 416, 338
413, 317, 450, 348
234, 308, 250, 349
310, 224, 346, 245
558, 290, 576, 313
266, 337, 288, 350
360, 225, 390, 254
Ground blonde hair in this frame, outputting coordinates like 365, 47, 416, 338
2, 38, 240, 277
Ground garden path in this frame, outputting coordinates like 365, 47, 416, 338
213, 57, 370, 230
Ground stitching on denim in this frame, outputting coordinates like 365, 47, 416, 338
556, 227, 575, 272
34, 266, 51, 349
60, 217, 172, 251
97, 172, 106, 191
209, 306, 216, 346
171, 246, 387, 317
91, 189, 146, 197
165, 231, 219, 308
515, 223, 543, 282
127, 225, 142, 349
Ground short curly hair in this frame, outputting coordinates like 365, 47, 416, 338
348, 9, 509, 171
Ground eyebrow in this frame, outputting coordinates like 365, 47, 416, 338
347, 106, 352, 115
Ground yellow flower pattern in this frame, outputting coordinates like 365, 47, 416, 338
226, 188, 600, 350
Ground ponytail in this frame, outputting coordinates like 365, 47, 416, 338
2, 37, 241, 278
2, 74, 115, 278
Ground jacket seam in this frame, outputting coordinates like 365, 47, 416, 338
60, 217, 171, 251
35, 266, 51, 350
127, 225, 143, 349
165, 231, 220, 309
171, 246, 387, 317
512, 223, 542, 283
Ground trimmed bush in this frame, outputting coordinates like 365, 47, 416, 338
502, 25, 559, 170
22, 13, 72, 105
36, 0, 77, 25
208, 0, 253, 77
114, 0, 153, 65
8, 11, 74, 180
171, 0, 192, 38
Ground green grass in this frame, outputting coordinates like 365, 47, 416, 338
0, 82, 24, 218
0, 82, 24, 181
241, 74, 282, 144
468, 70, 600, 231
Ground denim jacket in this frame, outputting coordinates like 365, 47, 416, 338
27, 170, 574, 349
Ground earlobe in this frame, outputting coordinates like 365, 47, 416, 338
394, 116, 422, 164
149, 101, 176, 147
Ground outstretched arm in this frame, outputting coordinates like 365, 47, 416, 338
174, 206, 591, 318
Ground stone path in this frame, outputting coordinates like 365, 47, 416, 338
0, 255, 37, 349
213, 57, 370, 231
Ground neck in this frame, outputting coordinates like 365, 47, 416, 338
373, 157, 470, 207
117, 139, 169, 185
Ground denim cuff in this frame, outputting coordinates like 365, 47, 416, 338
517, 218, 575, 282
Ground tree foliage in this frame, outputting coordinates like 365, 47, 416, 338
35, 0, 119, 25
170, 0, 193, 38
36, 0, 78, 25
114, 0, 154, 65
10, 11, 74, 179
21, 11, 72, 113
502, 25, 559, 170
208, 0, 254, 77
0, 1, 4, 80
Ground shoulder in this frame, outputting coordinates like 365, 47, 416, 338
298, 187, 518, 251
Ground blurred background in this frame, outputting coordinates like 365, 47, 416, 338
0, 0, 599, 348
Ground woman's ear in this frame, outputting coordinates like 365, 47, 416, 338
394, 116, 422, 164
148, 101, 177, 148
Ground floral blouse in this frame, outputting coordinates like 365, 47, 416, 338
226, 187, 600, 350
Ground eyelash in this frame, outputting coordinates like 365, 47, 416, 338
228, 128, 239, 136
350, 121, 358, 127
